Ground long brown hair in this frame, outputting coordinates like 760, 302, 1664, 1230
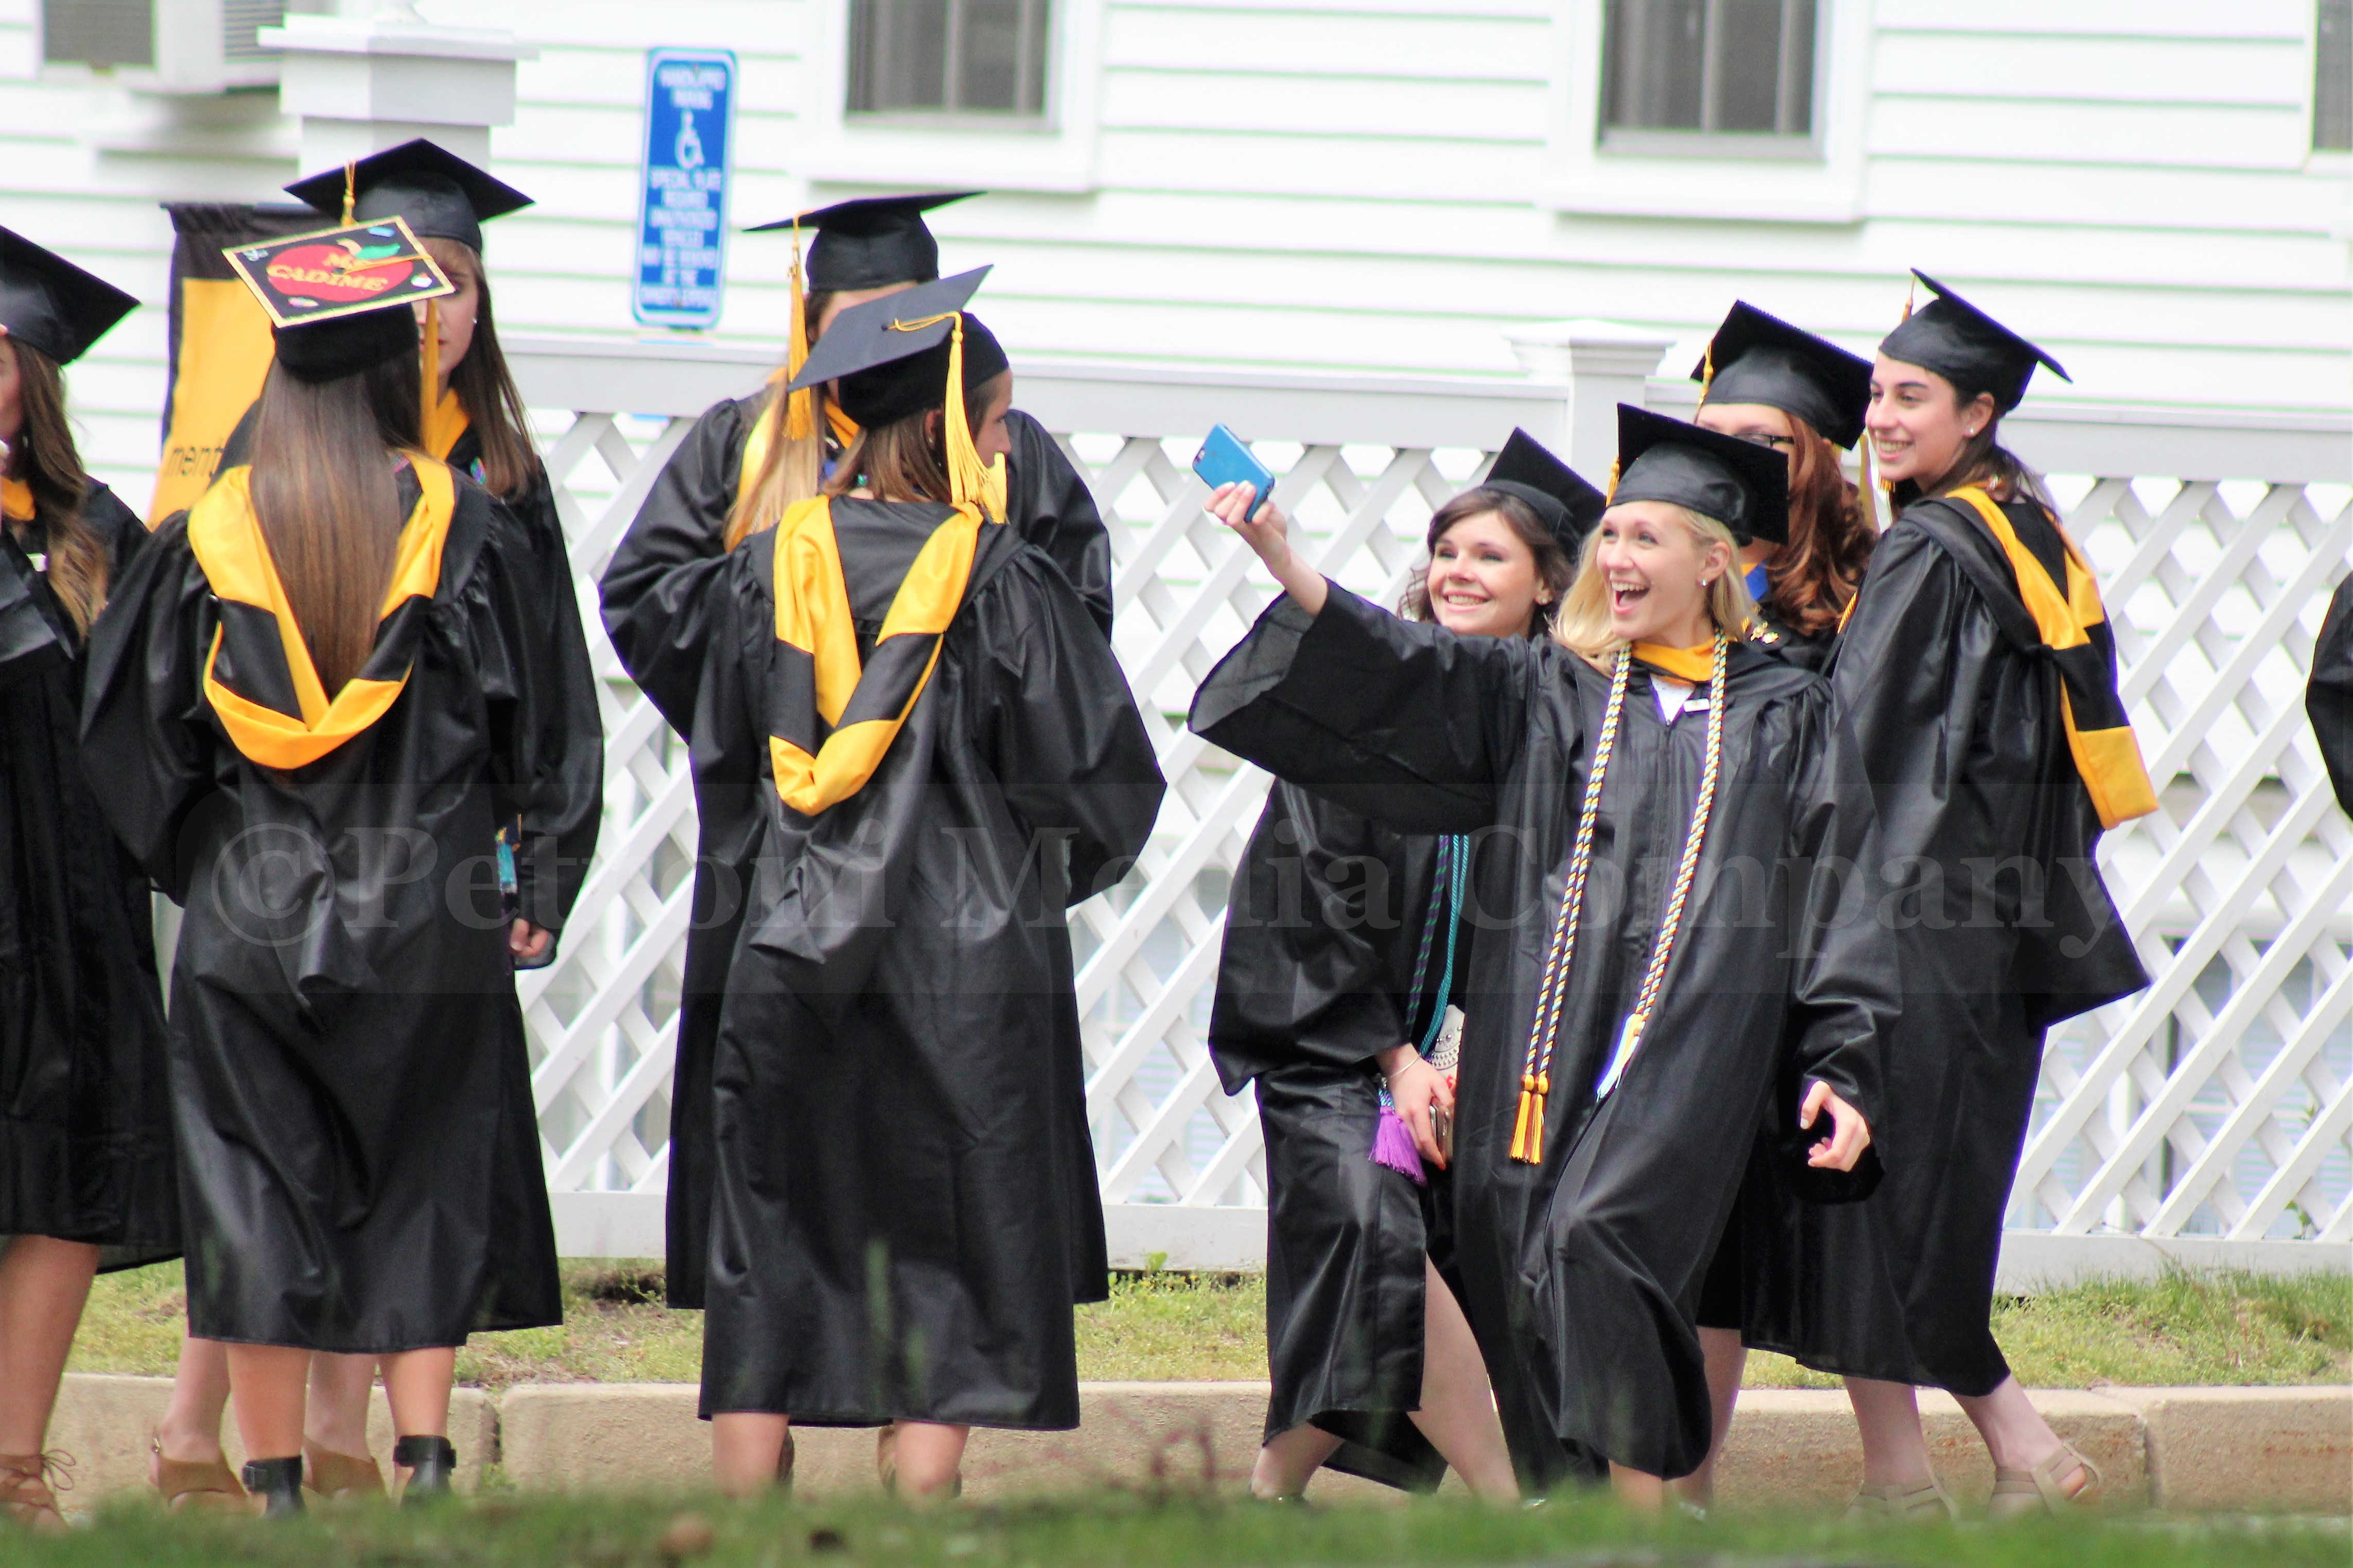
424, 239, 539, 500
1397, 487, 1576, 638
722, 286, 846, 550
247, 350, 423, 693
1762, 414, 1875, 637
821, 371, 1004, 506
2, 339, 108, 635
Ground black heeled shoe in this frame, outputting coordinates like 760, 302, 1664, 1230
391, 1437, 456, 1506
240, 1456, 305, 1518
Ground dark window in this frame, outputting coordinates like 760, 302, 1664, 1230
42, 0, 156, 69
849, 0, 1050, 118
2320, 0, 2351, 150
1602, 0, 1817, 139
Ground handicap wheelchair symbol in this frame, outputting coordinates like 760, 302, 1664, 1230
674, 111, 706, 171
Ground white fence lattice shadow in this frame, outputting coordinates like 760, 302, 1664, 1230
506, 340, 2351, 1274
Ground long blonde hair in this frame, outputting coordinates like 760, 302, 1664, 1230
1550, 503, 1755, 662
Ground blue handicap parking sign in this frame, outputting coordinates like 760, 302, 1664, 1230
635, 47, 737, 328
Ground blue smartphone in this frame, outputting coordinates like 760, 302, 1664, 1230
1192, 424, 1275, 519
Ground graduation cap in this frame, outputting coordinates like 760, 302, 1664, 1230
786, 266, 1008, 429
1609, 403, 1789, 546
283, 138, 534, 255
1878, 269, 2070, 413
223, 217, 452, 383
1692, 301, 1873, 450
748, 191, 981, 293
0, 226, 139, 367
1478, 428, 1606, 555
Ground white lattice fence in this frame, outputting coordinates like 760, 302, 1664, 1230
506, 338, 2351, 1279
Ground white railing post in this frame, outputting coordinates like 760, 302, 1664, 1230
263, 5, 537, 170
1503, 319, 1678, 478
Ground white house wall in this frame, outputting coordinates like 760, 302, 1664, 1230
2, 0, 2348, 505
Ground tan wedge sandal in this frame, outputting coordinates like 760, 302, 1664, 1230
1988, 1443, 2102, 1520
1843, 1473, 1958, 1522
1, 1452, 72, 1534
303, 1440, 386, 1500
150, 1434, 248, 1513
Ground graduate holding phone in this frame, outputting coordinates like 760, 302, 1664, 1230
1208, 430, 1600, 1503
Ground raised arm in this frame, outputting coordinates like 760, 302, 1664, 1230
598, 398, 755, 736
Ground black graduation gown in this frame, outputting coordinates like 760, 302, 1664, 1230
1208, 784, 1463, 1492
2309, 574, 2352, 815
1727, 494, 2151, 1397
606, 395, 1117, 1309
599, 491, 1160, 1427
0, 485, 179, 1268
78, 471, 594, 1350
1190, 588, 1890, 1484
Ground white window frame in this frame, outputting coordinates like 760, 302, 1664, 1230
1541, 0, 1872, 225
793, 0, 1104, 195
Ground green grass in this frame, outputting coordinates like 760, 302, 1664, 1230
65, 1262, 2351, 1389
2, 1491, 2347, 1568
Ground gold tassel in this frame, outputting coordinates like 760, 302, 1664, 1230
1604, 457, 1621, 505
1508, 1072, 1548, 1163
1699, 343, 1715, 403
342, 162, 357, 225
782, 221, 814, 443
1901, 275, 1914, 322
421, 296, 438, 438
940, 315, 1005, 523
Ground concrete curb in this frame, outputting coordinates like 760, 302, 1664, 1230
49, 1375, 2349, 1512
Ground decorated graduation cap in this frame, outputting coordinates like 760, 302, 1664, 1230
283, 138, 533, 254
1478, 428, 1606, 554
749, 190, 980, 293
1608, 403, 1789, 546
222, 216, 453, 384
786, 266, 1007, 520
1879, 269, 2070, 413
0, 226, 139, 367
1693, 301, 1873, 450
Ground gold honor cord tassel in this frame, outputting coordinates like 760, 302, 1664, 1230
1591, 632, 1730, 1102
1509, 648, 1633, 1164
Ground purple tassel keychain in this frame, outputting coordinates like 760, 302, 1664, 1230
1371, 1090, 1426, 1185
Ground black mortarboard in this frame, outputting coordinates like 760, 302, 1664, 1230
0, 226, 138, 367
1479, 428, 1606, 555
786, 266, 1007, 429
748, 191, 981, 292
284, 138, 534, 254
1878, 270, 2070, 413
223, 218, 451, 383
1610, 404, 1789, 546
1693, 301, 1873, 450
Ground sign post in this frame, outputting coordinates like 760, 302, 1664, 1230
634, 47, 737, 329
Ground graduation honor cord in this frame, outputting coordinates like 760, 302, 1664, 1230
1509, 633, 1729, 1164
1370, 833, 1471, 1183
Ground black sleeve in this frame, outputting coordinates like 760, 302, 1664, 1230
974, 549, 1165, 905
0, 533, 65, 689
598, 398, 753, 736
77, 514, 217, 897
2310, 574, 2353, 816
1003, 409, 1113, 638
1188, 583, 1532, 833
1206, 783, 1413, 1090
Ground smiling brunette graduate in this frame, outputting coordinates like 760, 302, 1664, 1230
78, 241, 592, 1517
1189, 407, 1890, 1503
598, 270, 1162, 1501
1207, 430, 1599, 1504
1689, 302, 1877, 674
1731, 272, 2155, 1521
612, 194, 1116, 1328
0, 229, 177, 1534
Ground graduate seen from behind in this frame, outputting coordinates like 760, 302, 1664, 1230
1687, 302, 1878, 674
1208, 430, 1601, 1504
1725, 274, 2155, 1521
598, 270, 1163, 1501
78, 236, 594, 1517
622, 192, 1116, 1328
0, 231, 178, 1534
1190, 407, 1890, 1505
146, 136, 604, 1516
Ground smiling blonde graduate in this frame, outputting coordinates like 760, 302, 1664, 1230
1189, 406, 1892, 1504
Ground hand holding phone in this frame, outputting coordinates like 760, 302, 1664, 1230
1192, 424, 1275, 520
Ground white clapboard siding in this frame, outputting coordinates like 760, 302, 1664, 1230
1, 0, 2348, 508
